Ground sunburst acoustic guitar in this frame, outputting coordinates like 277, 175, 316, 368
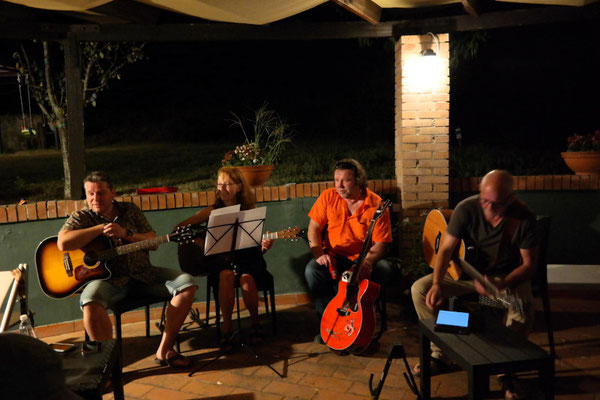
35, 226, 200, 299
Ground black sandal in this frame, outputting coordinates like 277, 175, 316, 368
219, 331, 236, 353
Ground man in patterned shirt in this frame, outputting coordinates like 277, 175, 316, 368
58, 171, 197, 368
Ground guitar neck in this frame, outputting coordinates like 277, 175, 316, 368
454, 257, 500, 297
262, 232, 279, 240
103, 234, 172, 260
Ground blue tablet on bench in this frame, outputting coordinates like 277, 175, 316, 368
434, 310, 470, 334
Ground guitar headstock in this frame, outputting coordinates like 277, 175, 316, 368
170, 225, 203, 244
277, 226, 302, 240
262, 226, 305, 241
374, 199, 392, 218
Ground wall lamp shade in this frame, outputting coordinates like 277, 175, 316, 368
404, 32, 444, 93
421, 48, 437, 57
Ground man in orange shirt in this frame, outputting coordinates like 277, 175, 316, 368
305, 159, 393, 342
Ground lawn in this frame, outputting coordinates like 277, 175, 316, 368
0, 139, 396, 205
0, 137, 570, 205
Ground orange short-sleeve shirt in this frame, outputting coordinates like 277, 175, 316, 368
308, 188, 392, 260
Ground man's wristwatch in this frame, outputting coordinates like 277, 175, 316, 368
126, 228, 134, 237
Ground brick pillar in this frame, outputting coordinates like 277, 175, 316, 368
395, 34, 450, 250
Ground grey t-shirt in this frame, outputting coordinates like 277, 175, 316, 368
447, 195, 537, 275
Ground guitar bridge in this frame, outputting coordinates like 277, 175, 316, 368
63, 252, 74, 277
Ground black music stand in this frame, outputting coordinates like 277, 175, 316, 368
189, 207, 284, 378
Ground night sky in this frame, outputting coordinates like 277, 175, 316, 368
1, 18, 599, 150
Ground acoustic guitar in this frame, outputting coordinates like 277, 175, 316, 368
320, 199, 391, 354
35, 225, 201, 299
422, 209, 523, 314
422, 209, 465, 280
178, 226, 304, 276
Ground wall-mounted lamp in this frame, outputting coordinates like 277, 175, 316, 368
420, 32, 440, 57
404, 32, 444, 93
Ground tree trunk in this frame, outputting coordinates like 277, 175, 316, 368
62, 35, 86, 200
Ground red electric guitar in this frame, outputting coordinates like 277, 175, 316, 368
319, 199, 391, 354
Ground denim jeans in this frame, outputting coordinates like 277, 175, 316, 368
304, 255, 392, 316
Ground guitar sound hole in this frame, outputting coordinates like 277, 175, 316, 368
83, 253, 98, 267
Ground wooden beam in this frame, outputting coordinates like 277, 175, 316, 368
331, 0, 382, 24
68, 21, 395, 42
393, 2, 600, 36
460, 0, 481, 16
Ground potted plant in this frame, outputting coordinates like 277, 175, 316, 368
561, 130, 600, 176
221, 103, 293, 186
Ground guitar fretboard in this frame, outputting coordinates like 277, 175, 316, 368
100, 234, 172, 260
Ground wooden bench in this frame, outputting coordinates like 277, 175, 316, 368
418, 315, 554, 400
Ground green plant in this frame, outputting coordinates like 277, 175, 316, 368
221, 103, 293, 167
566, 130, 600, 152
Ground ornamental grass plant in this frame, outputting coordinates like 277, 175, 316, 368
221, 103, 293, 167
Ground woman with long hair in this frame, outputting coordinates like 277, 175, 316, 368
176, 167, 273, 351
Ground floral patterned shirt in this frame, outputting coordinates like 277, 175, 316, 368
61, 201, 158, 286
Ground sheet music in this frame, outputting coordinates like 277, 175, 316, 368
204, 206, 266, 256
210, 204, 240, 216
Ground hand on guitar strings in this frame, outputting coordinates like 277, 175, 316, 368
103, 222, 127, 244
474, 275, 504, 297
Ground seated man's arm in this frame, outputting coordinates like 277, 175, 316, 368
364, 241, 388, 264
308, 219, 332, 266
426, 232, 461, 310
58, 223, 157, 251
57, 225, 104, 251
498, 247, 537, 290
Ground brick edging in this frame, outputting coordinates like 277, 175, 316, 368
0, 179, 400, 224
450, 174, 600, 192
2, 175, 598, 224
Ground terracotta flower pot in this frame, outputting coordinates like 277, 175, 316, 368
237, 164, 274, 186
561, 151, 600, 176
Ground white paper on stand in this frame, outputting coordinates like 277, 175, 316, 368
204, 206, 266, 256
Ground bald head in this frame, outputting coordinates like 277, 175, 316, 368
480, 170, 513, 198
478, 170, 514, 217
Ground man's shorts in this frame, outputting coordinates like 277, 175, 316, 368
79, 266, 197, 309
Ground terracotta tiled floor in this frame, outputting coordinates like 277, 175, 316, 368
43, 294, 600, 400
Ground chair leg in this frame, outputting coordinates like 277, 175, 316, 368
115, 312, 123, 356
205, 281, 211, 328
374, 289, 387, 341
145, 305, 151, 337
263, 291, 270, 316
269, 288, 277, 335
214, 284, 221, 341
542, 291, 555, 357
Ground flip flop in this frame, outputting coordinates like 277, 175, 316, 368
498, 375, 527, 400
154, 352, 191, 369
412, 357, 447, 377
